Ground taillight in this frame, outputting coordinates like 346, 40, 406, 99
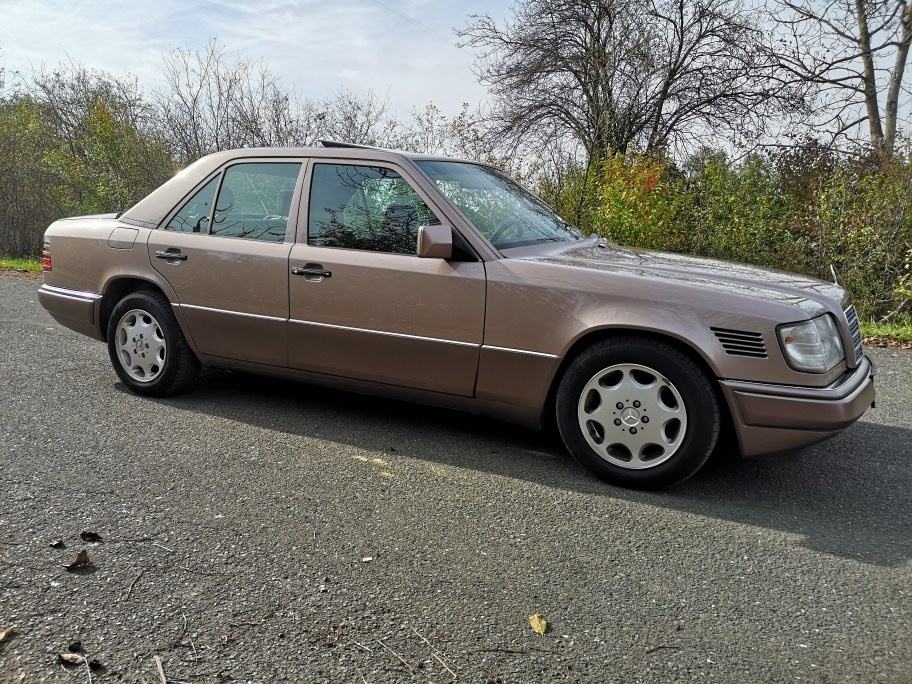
42, 241, 52, 272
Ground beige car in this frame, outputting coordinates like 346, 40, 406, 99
38, 143, 875, 487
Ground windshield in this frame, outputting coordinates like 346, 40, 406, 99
416, 161, 582, 249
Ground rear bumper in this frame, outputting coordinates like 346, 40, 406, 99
720, 356, 875, 456
38, 283, 103, 340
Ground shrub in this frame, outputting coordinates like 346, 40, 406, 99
545, 149, 912, 321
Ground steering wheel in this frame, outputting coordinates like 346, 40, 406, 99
490, 217, 525, 243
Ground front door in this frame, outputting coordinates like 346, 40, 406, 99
148, 160, 303, 365
288, 161, 485, 396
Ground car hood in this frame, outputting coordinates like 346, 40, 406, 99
509, 240, 847, 316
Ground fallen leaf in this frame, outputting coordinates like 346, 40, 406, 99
529, 613, 549, 636
49, 540, 66, 549
58, 652, 102, 669
80, 531, 102, 543
0, 626, 14, 642
64, 549, 92, 572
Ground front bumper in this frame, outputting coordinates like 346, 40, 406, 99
38, 283, 103, 340
719, 356, 875, 456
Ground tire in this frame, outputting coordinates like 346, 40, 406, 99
106, 289, 199, 396
555, 336, 720, 488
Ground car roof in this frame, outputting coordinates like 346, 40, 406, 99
121, 145, 476, 228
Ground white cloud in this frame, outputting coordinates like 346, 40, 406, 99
0, 0, 508, 113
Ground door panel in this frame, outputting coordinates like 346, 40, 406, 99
288, 244, 485, 396
148, 231, 291, 365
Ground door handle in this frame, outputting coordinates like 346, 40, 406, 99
155, 249, 188, 261
291, 266, 332, 279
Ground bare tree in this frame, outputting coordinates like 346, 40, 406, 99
459, 0, 797, 164
156, 41, 413, 161
767, 0, 912, 154
314, 89, 403, 146
401, 102, 500, 161
157, 40, 312, 163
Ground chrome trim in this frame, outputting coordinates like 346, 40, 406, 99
171, 305, 556, 357
290, 318, 480, 347
482, 344, 560, 359
173, 302, 286, 323
39, 283, 102, 302
844, 304, 863, 364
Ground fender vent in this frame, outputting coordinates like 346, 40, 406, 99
711, 327, 767, 358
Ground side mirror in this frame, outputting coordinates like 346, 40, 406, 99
416, 225, 453, 259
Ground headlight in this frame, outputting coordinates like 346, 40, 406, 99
778, 314, 844, 373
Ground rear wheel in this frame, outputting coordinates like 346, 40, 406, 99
555, 337, 720, 488
106, 290, 199, 396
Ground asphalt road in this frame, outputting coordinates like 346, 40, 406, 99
1, 272, 910, 683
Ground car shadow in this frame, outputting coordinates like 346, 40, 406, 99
134, 368, 912, 568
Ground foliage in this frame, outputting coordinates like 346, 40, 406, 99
587, 156, 681, 250
0, 96, 65, 257
861, 319, 912, 342
0, 257, 40, 272
543, 149, 912, 321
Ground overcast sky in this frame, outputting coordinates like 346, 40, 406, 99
0, 0, 510, 113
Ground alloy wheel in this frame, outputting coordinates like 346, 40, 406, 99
115, 308, 166, 383
577, 362, 688, 469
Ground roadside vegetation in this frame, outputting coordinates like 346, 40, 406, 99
861, 321, 912, 346
0, 257, 40, 272
1, 0, 910, 336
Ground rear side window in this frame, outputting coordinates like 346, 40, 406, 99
211, 163, 301, 242
166, 175, 219, 233
308, 164, 439, 254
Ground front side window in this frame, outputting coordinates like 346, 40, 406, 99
417, 161, 581, 249
308, 164, 439, 254
211, 163, 301, 242
166, 175, 219, 233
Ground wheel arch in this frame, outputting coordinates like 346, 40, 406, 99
98, 275, 187, 345
541, 326, 735, 447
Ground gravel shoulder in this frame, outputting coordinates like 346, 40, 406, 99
1, 273, 910, 682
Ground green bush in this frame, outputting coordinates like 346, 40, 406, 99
544, 150, 912, 322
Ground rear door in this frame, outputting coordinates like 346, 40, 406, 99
148, 159, 304, 365
287, 160, 485, 396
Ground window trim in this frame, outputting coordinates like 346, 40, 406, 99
297, 158, 477, 260
159, 157, 306, 244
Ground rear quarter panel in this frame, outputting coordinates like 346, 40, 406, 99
43, 218, 182, 341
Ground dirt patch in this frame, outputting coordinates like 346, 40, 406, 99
0, 268, 42, 280
863, 336, 912, 350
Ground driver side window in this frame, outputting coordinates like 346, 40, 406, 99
308, 164, 439, 254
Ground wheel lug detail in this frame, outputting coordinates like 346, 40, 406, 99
616, 402, 624, 409
642, 416, 649, 423
614, 418, 621, 426
633, 400, 641, 408
629, 427, 637, 434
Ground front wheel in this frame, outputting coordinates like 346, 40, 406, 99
106, 290, 199, 396
555, 337, 720, 488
